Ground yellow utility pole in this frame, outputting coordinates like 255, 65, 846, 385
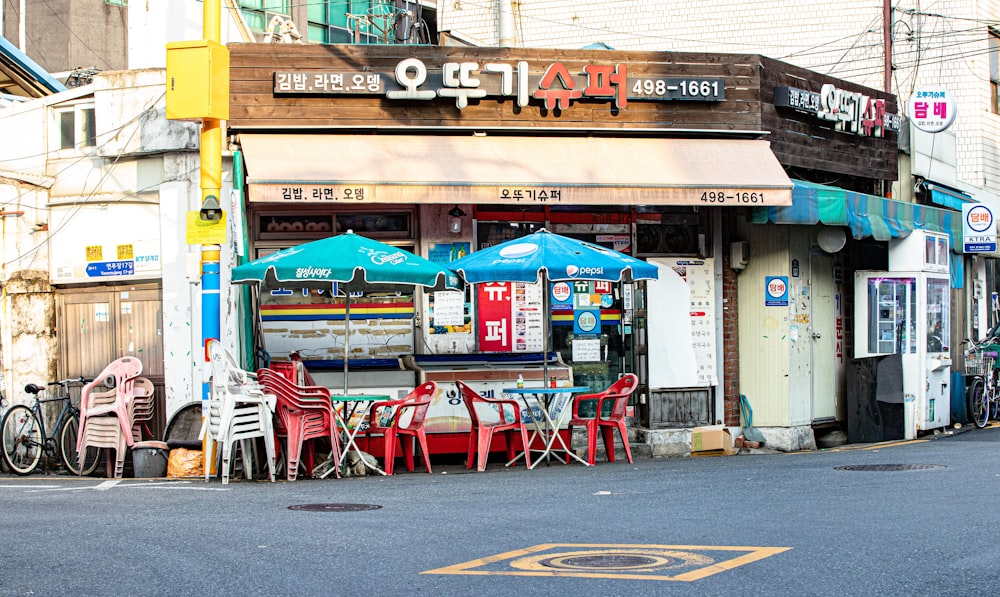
165, 1, 230, 472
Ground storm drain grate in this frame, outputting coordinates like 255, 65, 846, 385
287, 503, 382, 512
834, 464, 946, 472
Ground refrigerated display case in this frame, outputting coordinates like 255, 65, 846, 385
854, 271, 951, 436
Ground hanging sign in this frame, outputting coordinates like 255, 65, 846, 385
907, 86, 957, 133
962, 203, 996, 253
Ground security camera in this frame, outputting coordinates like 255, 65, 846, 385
200, 195, 222, 221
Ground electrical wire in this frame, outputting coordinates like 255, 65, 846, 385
0, 91, 168, 209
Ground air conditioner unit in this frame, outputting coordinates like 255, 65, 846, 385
730, 241, 749, 270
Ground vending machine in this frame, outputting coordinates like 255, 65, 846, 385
854, 231, 952, 437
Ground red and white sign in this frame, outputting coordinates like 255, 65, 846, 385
477, 283, 512, 352
907, 86, 956, 133
551, 282, 572, 303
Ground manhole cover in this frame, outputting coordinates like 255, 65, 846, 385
834, 464, 945, 472
543, 554, 667, 569
287, 503, 382, 512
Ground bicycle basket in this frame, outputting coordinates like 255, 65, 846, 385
966, 351, 989, 376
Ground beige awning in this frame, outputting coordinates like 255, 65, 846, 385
239, 134, 792, 207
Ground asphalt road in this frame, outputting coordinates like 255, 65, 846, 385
2, 425, 998, 596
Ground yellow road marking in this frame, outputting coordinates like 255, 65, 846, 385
422, 543, 791, 581
860, 439, 928, 450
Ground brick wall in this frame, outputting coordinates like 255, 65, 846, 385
721, 212, 742, 426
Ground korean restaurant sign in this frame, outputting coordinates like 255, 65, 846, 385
774, 85, 901, 138
274, 57, 725, 111
907, 86, 957, 133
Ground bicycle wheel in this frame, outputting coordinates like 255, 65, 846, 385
969, 378, 989, 429
1, 405, 43, 475
58, 414, 101, 476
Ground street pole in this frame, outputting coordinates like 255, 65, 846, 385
165, 2, 229, 473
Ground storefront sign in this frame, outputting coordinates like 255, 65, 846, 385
274, 58, 725, 111
774, 85, 900, 138
962, 203, 996, 253
477, 282, 544, 352
907, 86, 957, 133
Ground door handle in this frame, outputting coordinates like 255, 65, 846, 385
811, 332, 822, 339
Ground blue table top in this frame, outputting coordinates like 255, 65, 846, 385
329, 394, 390, 402
503, 386, 590, 395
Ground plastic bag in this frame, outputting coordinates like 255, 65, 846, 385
167, 447, 204, 478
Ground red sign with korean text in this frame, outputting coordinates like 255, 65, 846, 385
477, 283, 512, 352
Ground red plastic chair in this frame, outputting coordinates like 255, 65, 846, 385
367, 381, 437, 475
257, 368, 340, 480
456, 380, 531, 472
565, 374, 639, 465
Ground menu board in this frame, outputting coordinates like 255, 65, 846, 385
647, 258, 717, 387
477, 282, 544, 352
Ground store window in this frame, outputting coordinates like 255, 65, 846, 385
256, 209, 413, 245
251, 207, 418, 362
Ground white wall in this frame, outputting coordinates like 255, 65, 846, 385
127, 0, 254, 70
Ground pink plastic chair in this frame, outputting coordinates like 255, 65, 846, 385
565, 374, 639, 465
76, 357, 144, 477
456, 380, 531, 472
367, 381, 437, 475
129, 377, 156, 443
257, 368, 341, 480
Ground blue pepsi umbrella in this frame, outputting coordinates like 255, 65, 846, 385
450, 228, 659, 284
450, 229, 659, 380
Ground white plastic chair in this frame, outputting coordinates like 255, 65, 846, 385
199, 341, 276, 484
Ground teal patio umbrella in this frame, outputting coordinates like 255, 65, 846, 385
232, 230, 463, 393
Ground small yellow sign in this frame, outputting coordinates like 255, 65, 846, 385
86, 245, 103, 261
117, 244, 134, 260
185, 211, 227, 245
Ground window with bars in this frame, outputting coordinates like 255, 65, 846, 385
237, 0, 431, 45
307, 0, 391, 44
237, 0, 291, 33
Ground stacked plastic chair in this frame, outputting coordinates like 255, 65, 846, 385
256, 367, 340, 480
366, 381, 437, 475
77, 356, 144, 478
200, 341, 276, 484
565, 373, 639, 465
129, 377, 156, 442
456, 380, 532, 472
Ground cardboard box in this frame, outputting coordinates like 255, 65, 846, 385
690, 425, 735, 457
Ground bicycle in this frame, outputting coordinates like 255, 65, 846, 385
0, 377, 101, 476
965, 341, 1000, 429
